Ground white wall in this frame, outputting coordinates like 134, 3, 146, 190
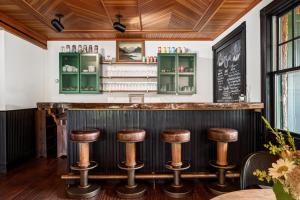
212, 0, 274, 102
0, 30, 5, 110
1, 31, 46, 110
1, 0, 273, 106
46, 40, 213, 103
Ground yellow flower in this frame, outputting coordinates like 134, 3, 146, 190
268, 159, 296, 179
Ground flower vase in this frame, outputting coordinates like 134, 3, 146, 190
273, 181, 295, 200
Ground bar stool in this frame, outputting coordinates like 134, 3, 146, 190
207, 128, 238, 195
161, 129, 192, 198
66, 129, 101, 199
116, 129, 146, 199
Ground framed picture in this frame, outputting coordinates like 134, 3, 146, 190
129, 94, 144, 103
212, 22, 246, 103
116, 40, 145, 62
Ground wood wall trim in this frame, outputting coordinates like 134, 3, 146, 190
0, 11, 47, 49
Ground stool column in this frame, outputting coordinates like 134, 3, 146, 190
171, 143, 182, 167
216, 142, 228, 166
78, 143, 90, 167
125, 143, 137, 188
125, 143, 136, 167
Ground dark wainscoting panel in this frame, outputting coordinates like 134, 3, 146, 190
67, 110, 262, 173
0, 112, 6, 173
0, 109, 36, 173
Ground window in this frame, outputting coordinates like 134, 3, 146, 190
273, 5, 300, 133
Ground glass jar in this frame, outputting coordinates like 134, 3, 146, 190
94, 45, 98, 53
66, 45, 70, 52
72, 45, 76, 52
78, 45, 82, 53
88, 45, 93, 53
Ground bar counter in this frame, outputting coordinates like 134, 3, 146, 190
37, 102, 264, 111
36, 102, 264, 174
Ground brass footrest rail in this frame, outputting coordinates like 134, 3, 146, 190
61, 171, 240, 180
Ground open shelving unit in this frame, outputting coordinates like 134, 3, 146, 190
101, 61, 157, 93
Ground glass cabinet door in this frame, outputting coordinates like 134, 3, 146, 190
159, 75, 176, 93
80, 54, 100, 93
178, 75, 195, 94
158, 53, 196, 95
158, 54, 176, 94
177, 54, 196, 94
59, 53, 80, 93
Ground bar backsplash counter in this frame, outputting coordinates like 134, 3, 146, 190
36, 102, 263, 173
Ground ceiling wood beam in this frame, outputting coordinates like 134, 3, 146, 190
99, 0, 113, 26
193, 0, 225, 32
138, 0, 143, 31
47, 37, 213, 41
63, 29, 195, 33
211, 0, 261, 40
0, 11, 47, 49
12, 0, 57, 32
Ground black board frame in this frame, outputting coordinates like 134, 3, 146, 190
213, 21, 246, 103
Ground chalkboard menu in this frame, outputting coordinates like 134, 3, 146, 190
213, 22, 246, 103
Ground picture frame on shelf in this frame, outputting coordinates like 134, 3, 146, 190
116, 40, 145, 62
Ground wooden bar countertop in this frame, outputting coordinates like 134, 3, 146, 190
37, 102, 264, 111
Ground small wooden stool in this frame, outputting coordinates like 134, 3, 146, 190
66, 129, 101, 199
116, 129, 146, 199
207, 128, 238, 195
161, 129, 192, 198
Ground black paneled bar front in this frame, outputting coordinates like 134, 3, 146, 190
67, 109, 262, 173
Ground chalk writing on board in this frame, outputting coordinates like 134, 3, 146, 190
216, 39, 242, 102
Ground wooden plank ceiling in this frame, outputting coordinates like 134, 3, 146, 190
0, 0, 261, 48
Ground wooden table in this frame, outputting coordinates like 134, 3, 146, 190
211, 189, 276, 200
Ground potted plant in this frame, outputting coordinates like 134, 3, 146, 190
253, 117, 300, 200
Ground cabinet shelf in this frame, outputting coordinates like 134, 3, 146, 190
160, 72, 176, 75
102, 90, 157, 93
101, 76, 157, 79
178, 72, 195, 75
61, 72, 78, 75
101, 61, 157, 65
80, 72, 98, 75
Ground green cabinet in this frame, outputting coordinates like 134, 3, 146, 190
157, 53, 196, 95
59, 53, 100, 94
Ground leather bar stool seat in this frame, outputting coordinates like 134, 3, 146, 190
161, 129, 192, 198
117, 129, 146, 143
116, 129, 146, 199
71, 129, 100, 142
66, 128, 101, 199
208, 128, 238, 143
161, 129, 190, 143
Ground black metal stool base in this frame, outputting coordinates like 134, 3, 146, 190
116, 184, 146, 199
163, 184, 192, 198
207, 183, 238, 195
66, 184, 100, 199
